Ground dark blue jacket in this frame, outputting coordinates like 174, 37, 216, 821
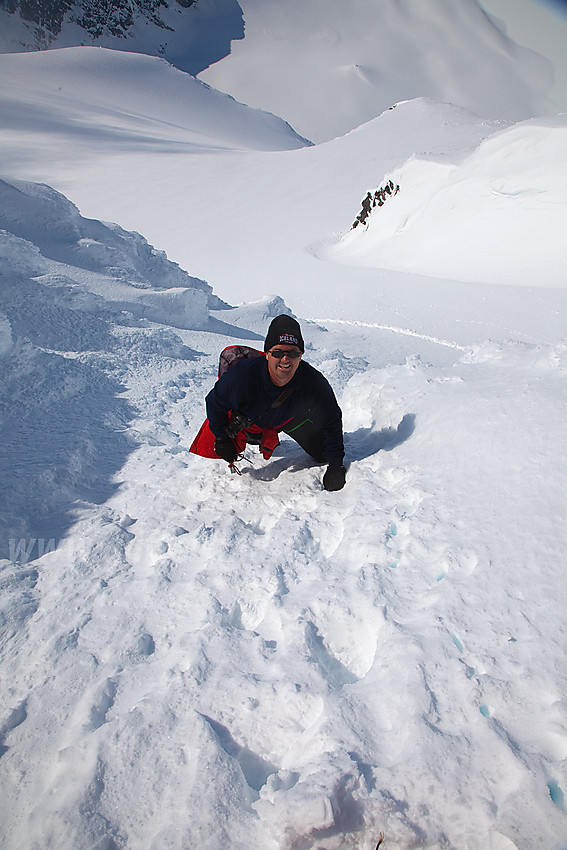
206, 356, 344, 463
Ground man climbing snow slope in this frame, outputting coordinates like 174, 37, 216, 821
193, 315, 346, 491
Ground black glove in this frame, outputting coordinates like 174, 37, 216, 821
214, 437, 238, 464
323, 463, 346, 492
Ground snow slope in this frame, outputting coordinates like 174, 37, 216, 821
0, 175, 226, 550
2, 49, 566, 337
1, 176, 566, 850
1, 12, 567, 850
199, 0, 555, 142
2, 0, 560, 138
324, 114, 567, 287
0, 47, 309, 157
0, 0, 246, 77
478, 0, 567, 114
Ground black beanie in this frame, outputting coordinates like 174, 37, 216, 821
264, 314, 305, 352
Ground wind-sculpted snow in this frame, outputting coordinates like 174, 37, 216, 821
1, 182, 567, 849
0, 48, 310, 161
0, 177, 221, 556
326, 115, 567, 287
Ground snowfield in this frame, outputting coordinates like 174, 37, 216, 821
1, 5, 567, 849
198, 0, 556, 142
1, 174, 566, 849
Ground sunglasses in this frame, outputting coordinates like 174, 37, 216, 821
269, 349, 302, 359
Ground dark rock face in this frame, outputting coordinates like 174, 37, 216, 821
1, 0, 243, 76
3, 0, 196, 43
4, 0, 73, 37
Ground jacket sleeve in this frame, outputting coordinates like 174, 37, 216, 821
205, 370, 239, 438
297, 364, 344, 463
316, 377, 345, 464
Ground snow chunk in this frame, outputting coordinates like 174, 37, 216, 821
134, 286, 209, 330
0, 177, 213, 329
0, 179, 214, 300
0, 230, 48, 277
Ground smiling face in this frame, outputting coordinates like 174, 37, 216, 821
266, 344, 303, 386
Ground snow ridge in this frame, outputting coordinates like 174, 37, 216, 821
0, 0, 245, 76
0, 176, 218, 553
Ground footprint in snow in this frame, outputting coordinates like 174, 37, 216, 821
0, 699, 28, 758
305, 621, 359, 686
199, 713, 278, 794
88, 677, 119, 731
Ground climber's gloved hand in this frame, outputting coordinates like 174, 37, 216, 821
214, 437, 238, 464
323, 463, 346, 492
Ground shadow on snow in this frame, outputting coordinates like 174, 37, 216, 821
345, 413, 416, 462
246, 414, 416, 482
0, 345, 135, 561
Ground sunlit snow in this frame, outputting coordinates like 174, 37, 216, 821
1, 6, 566, 850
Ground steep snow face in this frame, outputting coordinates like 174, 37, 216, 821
199, 0, 555, 141
0, 176, 216, 548
2, 0, 563, 143
0, 48, 310, 159
0, 0, 245, 76
324, 114, 567, 287
0, 178, 217, 305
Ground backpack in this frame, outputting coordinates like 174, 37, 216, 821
218, 345, 264, 376
189, 345, 268, 462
